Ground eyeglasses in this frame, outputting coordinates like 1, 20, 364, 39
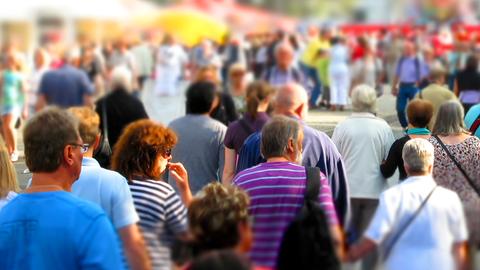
69, 143, 90, 154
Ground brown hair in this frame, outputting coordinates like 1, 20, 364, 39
23, 107, 79, 173
111, 119, 177, 182
407, 99, 434, 128
188, 183, 250, 252
245, 81, 274, 119
68, 107, 100, 145
0, 137, 18, 198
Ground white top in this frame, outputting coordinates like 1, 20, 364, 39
332, 113, 395, 198
365, 176, 468, 270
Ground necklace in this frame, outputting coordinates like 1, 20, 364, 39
406, 127, 431, 135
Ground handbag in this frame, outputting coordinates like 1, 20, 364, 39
93, 99, 112, 168
433, 135, 480, 197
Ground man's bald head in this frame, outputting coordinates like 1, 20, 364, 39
274, 83, 308, 120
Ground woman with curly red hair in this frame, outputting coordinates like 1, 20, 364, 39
111, 119, 192, 270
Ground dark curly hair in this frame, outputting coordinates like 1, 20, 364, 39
188, 183, 250, 254
111, 119, 177, 182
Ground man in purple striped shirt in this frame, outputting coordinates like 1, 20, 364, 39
233, 116, 342, 268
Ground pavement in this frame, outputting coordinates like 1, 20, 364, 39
13, 81, 403, 188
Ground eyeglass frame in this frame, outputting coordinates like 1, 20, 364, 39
68, 143, 90, 154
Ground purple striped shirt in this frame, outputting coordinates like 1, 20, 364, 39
233, 161, 338, 268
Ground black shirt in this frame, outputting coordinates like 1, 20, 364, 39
380, 135, 410, 181
456, 69, 480, 92
95, 88, 149, 150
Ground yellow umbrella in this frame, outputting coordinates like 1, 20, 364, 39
155, 9, 229, 46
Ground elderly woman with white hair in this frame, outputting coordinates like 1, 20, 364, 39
428, 100, 480, 250
332, 84, 395, 269
94, 66, 149, 167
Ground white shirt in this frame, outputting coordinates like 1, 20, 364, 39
332, 113, 395, 198
365, 176, 468, 270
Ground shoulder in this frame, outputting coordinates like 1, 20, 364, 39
57, 192, 107, 220
243, 132, 261, 146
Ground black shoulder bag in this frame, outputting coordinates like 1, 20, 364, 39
433, 135, 480, 197
94, 99, 113, 168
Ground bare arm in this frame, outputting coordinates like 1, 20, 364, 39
330, 225, 346, 261
222, 147, 237, 185
168, 162, 193, 206
35, 94, 47, 112
453, 79, 459, 97
118, 224, 152, 270
452, 241, 467, 270
391, 75, 399, 96
346, 237, 377, 262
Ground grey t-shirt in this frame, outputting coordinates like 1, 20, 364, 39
168, 115, 226, 194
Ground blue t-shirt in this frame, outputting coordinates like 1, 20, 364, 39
465, 103, 480, 138
73, 157, 139, 229
39, 65, 93, 108
0, 191, 124, 270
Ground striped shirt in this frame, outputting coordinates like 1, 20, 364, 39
129, 179, 188, 270
233, 162, 338, 268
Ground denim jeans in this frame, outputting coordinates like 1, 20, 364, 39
396, 84, 419, 128
300, 62, 322, 106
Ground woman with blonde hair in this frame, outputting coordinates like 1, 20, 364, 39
0, 136, 19, 209
0, 52, 27, 161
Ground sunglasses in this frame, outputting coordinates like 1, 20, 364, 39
162, 148, 172, 158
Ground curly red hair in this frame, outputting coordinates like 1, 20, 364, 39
111, 119, 177, 182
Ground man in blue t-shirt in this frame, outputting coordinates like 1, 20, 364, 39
69, 106, 151, 269
0, 107, 124, 270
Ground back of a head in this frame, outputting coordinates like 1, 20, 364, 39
274, 83, 308, 115
432, 100, 468, 136
402, 138, 434, 174
407, 99, 434, 128
68, 107, 100, 146
111, 66, 133, 92
351, 84, 377, 113
429, 64, 446, 83
186, 81, 217, 115
245, 81, 274, 119
261, 116, 301, 159
189, 250, 252, 270
465, 55, 478, 71
188, 183, 250, 254
24, 107, 79, 173
0, 137, 18, 198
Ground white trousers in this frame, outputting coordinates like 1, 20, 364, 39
329, 65, 350, 105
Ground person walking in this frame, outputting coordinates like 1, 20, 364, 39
328, 37, 350, 111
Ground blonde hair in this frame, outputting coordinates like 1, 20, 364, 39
0, 137, 19, 198
68, 107, 100, 145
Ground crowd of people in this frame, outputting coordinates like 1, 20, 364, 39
0, 24, 479, 270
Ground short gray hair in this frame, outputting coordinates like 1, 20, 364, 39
402, 138, 434, 174
432, 100, 469, 136
351, 84, 377, 113
261, 116, 301, 159
111, 66, 132, 91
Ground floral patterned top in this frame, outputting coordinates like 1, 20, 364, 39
428, 136, 480, 244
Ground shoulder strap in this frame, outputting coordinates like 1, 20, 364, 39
419, 89, 423, 99
101, 98, 109, 139
383, 185, 437, 261
238, 118, 255, 134
469, 114, 480, 134
305, 167, 321, 203
414, 57, 421, 83
433, 135, 480, 196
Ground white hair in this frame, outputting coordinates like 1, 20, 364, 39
351, 84, 377, 113
111, 66, 132, 91
402, 138, 434, 174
